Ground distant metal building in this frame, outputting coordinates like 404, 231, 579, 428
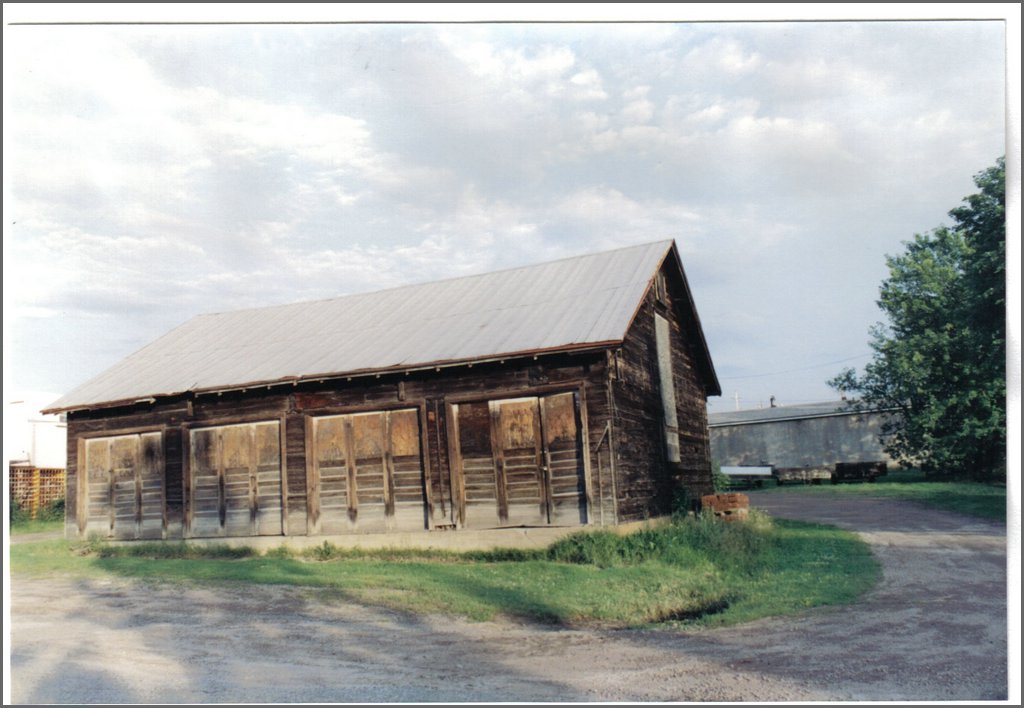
709, 401, 896, 483
45, 240, 721, 541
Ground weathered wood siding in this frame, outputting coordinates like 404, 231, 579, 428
62, 262, 715, 539
186, 420, 283, 538
64, 353, 617, 538
610, 264, 714, 521
77, 432, 164, 539
307, 408, 428, 534
446, 391, 589, 529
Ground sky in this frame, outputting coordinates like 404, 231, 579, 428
2, 6, 1017, 421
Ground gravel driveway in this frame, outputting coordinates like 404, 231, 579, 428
8, 493, 1009, 703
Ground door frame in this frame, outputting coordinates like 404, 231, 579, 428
304, 405, 433, 535
444, 384, 593, 528
184, 419, 284, 539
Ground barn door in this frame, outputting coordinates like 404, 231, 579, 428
452, 392, 587, 529
188, 421, 283, 538
540, 393, 588, 525
452, 401, 501, 527
492, 398, 548, 526
81, 432, 164, 539
309, 408, 427, 534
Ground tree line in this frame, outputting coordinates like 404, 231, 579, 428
830, 157, 1006, 482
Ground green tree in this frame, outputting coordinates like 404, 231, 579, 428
830, 157, 1006, 481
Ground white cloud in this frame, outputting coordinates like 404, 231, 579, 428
568, 69, 608, 100
682, 36, 763, 77
621, 97, 655, 124
3, 20, 1007, 411
437, 30, 607, 105
554, 187, 702, 240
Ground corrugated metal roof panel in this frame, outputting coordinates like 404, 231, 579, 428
48, 240, 678, 412
708, 401, 882, 426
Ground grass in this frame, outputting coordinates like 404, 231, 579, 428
9, 510, 880, 629
751, 468, 1007, 521
10, 498, 67, 536
10, 518, 65, 535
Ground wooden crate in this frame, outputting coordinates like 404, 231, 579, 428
701, 492, 749, 521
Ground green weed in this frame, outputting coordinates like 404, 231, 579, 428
10, 510, 880, 629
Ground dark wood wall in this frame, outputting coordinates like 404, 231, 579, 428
65, 353, 615, 536
610, 262, 715, 522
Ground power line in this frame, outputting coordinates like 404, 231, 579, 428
718, 353, 871, 381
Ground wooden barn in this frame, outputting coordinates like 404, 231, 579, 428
44, 240, 720, 542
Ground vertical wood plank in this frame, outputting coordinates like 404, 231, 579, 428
216, 430, 226, 536
605, 380, 620, 525
382, 411, 395, 521
279, 415, 290, 536
134, 435, 143, 539
595, 434, 605, 527
344, 417, 358, 523
655, 312, 681, 463
419, 402, 436, 524
107, 440, 115, 536
535, 398, 553, 523
488, 402, 508, 524
249, 424, 258, 537
157, 430, 168, 540
445, 403, 465, 527
76, 437, 87, 536
182, 425, 193, 538
304, 415, 320, 535
577, 386, 594, 525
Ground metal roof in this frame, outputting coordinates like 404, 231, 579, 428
708, 401, 890, 427
48, 239, 717, 413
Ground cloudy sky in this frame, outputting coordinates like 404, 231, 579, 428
2, 7, 1014, 417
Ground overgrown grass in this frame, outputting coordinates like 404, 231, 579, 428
9, 511, 880, 629
10, 498, 67, 535
10, 519, 65, 535
757, 468, 1006, 521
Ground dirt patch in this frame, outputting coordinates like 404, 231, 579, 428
8, 494, 1008, 702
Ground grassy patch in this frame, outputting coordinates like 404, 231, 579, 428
9, 511, 880, 629
10, 498, 66, 535
758, 469, 1006, 521
10, 518, 65, 536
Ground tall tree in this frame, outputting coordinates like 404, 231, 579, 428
830, 157, 1006, 481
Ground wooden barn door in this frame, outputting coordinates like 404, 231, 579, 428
187, 421, 283, 538
452, 392, 588, 528
309, 408, 428, 534
81, 432, 164, 539
492, 398, 548, 526
451, 401, 501, 528
540, 392, 589, 526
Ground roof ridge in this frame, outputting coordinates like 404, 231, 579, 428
45, 238, 712, 413
195, 239, 675, 318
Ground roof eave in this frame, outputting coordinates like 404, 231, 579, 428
708, 405, 901, 427
666, 241, 721, 397
615, 240, 721, 397
45, 340, 620, 416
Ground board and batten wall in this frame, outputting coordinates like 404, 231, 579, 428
65, 354, 615, 540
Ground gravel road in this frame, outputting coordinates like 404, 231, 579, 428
8, 493, 1009, 703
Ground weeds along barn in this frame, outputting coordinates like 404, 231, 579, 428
45, 240, 720, 542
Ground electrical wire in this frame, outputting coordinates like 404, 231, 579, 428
717, 353, 871, 381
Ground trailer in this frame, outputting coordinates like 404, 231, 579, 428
773, 466, 833, 485
720, 465, 774, 489
832, 461, 888, 484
